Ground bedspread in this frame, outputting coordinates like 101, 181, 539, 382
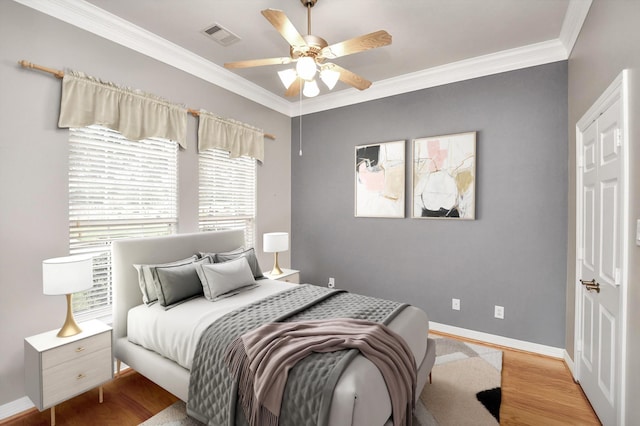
187, 284, 408, 426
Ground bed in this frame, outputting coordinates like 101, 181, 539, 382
112, 230, 435, 426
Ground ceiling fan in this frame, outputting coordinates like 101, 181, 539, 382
224, 0, 392, 97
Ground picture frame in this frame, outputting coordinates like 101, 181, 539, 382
411, 132, 476, 219
355, 140, 405, 218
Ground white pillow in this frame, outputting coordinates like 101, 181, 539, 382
200, 247, 264, 279
196, 256, 257, 301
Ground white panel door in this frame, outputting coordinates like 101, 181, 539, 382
577, 98, 623, 426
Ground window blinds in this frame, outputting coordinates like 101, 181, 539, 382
69, 125, 178, 320
199, 148, 256, 249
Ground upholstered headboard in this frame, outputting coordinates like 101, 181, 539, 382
111, 230, 245, 341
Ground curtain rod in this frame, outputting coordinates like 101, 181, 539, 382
18, 60, 276, 141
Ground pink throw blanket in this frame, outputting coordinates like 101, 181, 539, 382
225, 318, 417, 426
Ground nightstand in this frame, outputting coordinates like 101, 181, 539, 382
264, 268, 300, 283
24, 319, 113, 425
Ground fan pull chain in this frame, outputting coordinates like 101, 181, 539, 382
299, 88, 303, 156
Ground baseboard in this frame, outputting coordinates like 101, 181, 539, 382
429, 322, 565, 358
0, 396, 34, 422
564, 349, 577, 379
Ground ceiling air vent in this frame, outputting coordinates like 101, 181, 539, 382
202, 23, 241, 47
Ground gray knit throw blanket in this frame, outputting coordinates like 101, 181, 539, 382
225, 318, 417, 426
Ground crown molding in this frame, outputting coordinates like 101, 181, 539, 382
559, 0, 593, 56
12, 0, 292, 116
14, 0, 590, 118
295, 38, 568, 116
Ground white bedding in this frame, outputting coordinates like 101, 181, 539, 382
128, 279, 296, 369
127, 279, 428, 372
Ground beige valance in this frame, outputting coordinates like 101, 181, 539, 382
197, 110, 264, 162
58, 70, 188, 148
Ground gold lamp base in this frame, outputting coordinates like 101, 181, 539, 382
57, 293, 83, 337
271, 252, 283, 276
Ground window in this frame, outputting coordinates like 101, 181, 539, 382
199, 148, 256, 248
69, 125, 178, 320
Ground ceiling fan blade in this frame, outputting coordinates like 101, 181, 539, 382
224, 57, 292, 69
319, 30, 392, 60
285, 78, 302, 97
330, 64, 372, 90
261, 9, 308, 50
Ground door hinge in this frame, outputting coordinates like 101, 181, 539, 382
615, 268, 621, 285
577, 247, 583, 261
616, 129, 622, 147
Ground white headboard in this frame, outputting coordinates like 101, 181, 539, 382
111, 230, 245, 341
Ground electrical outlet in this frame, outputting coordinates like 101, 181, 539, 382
452, 298, 460, 311
328, 277, 335, 288
494, 305, 505, 319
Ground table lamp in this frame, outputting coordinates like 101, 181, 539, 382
42, 254, 94, 337
263, 232, 288, 275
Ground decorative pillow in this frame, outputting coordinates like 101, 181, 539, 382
213, 247, 264, 279
198, 246, 244, 259
133, 255, 198, 305
196, 256, 257, 301
154, 257, 211, 309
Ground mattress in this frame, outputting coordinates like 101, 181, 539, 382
127, 279, 429, 373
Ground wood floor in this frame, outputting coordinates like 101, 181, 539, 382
1, 370, 179, 426
488, 344, 600, 425
2, 334, 600, 425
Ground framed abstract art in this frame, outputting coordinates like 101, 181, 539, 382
412, 132, 476, 219
355, 140, 405, 218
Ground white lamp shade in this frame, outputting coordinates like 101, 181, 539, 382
320, 68, 340, 90
303, 79, 320, 98
296, 57, 317, 81
43, 254, 94, 295
263, 232, 289, 253
278, 69, 298, 89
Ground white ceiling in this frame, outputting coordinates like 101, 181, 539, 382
16, 0, 592, 116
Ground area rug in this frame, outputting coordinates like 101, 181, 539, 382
420, 337, 503, 425
140, 337, 502, 426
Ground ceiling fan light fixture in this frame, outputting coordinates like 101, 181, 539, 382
296, 56, 317, 81
226, 3, 389, 98
320, 68, 340, 90
278, 69, 298, 89
302, 79, 320, 97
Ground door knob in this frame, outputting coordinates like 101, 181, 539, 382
580, 279, 600, 293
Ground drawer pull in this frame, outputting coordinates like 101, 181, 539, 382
76, 373, 86, 380
75, 347, 85, 353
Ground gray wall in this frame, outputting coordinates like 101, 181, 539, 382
0, 2, 291, 405
566, 0, 640, 421
292, 62, 568, 348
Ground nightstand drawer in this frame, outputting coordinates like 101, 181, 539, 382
42, 347, 112, 408
264, 268, 300, 283
281, 272, 300, 283
42, 332, 110, 369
